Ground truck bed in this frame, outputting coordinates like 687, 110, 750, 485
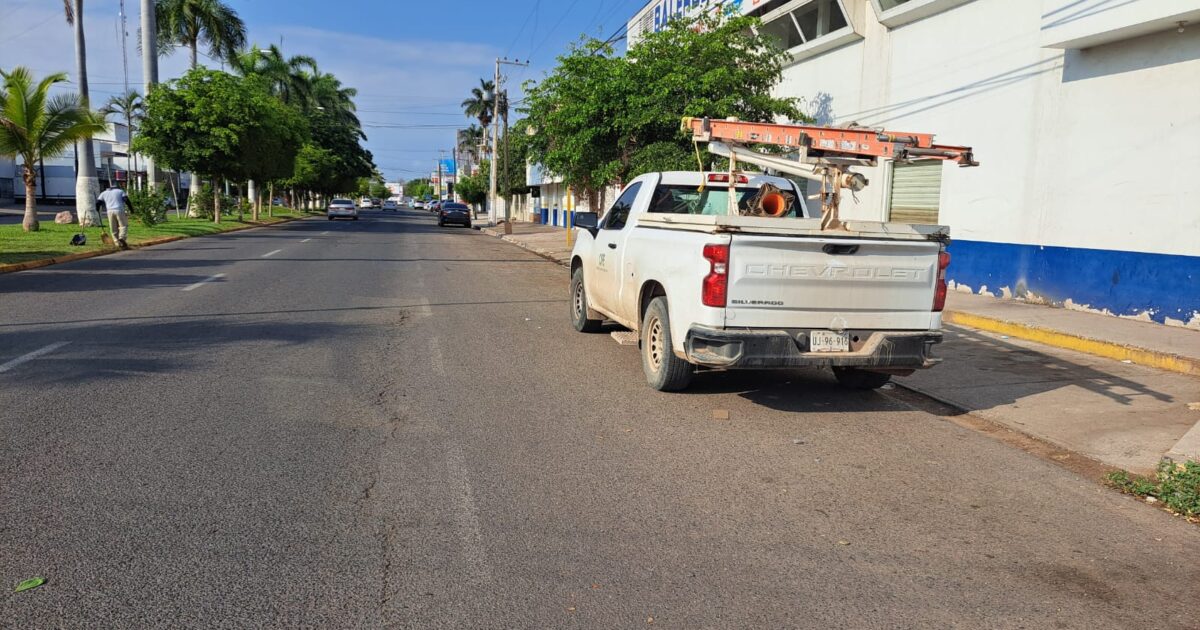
636, 213, 949, 242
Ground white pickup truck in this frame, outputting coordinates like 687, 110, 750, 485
569, 171, 951, 391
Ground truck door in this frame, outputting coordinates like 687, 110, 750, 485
589, 182, 643, 317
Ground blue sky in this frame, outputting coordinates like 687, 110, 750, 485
0, 0, 647, 183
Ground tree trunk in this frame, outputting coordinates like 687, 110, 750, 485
22, 166, 39, 232
141, 0, 160, 190
268, 182, 274, 217
186, 43, 203, 214
213, 181, 221, 224
72, 0, 101, 227
248, 179, 258, 221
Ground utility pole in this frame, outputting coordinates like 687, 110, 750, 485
141, 0, 160, 190
488, 57, 528, 228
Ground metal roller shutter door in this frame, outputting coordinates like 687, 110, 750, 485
888, 160, 943, 224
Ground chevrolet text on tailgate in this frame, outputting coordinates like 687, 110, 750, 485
568, 117, 977, 391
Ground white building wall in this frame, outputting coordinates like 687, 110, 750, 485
776, 0, 1200, 255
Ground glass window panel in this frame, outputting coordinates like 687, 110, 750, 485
759, 13, 805, 49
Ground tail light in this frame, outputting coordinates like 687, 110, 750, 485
932, 250, 951, 312
702, 243, 729, 307
707, 173, 749, 184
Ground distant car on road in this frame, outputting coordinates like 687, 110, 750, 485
413, 200, 426, 210
438, 202, 472, 228
358, 197, 372, 208
328, 198, 359, 221
371, 198, 382, 208
429, 201, 442, 213
382, 199, 398, 211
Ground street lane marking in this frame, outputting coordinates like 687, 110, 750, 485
445, 441, 492, 585
0, 342, 70, 374
181, 273, 226, 292
261, 249, 283, 258
300, 238, 312, 243
320, 230, 330, 235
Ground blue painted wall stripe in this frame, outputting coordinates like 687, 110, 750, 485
947, 239, 1200, 326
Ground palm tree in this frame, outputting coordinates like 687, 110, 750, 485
309, 70, 363, 136
232, 44, 317, 107
101, 90, 144, 187
457, 124, 484, 175
63, 0, 102, 226
462, 78, 495, 129
155, 0, 246, 211
0, 68, 107, 232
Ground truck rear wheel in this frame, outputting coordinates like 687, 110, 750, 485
641, 296, 693, 391
832, 367, 892, 390
571, 268, 603, 333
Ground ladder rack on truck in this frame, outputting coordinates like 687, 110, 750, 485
682, 117, 979, 230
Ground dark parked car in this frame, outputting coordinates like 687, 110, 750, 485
438, 202, 472, 228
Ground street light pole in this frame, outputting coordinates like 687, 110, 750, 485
488, 57, 529, 228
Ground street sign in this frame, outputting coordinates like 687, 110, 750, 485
439, 158, 457, 175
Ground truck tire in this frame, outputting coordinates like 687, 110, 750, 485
570, 268, 603, 333
641, 296, 693, 391
832, 367, 892, 390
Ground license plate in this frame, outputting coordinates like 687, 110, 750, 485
810, 330, 850, 352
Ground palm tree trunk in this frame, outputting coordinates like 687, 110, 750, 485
186, 42, 203, 215
268, 182, 274, 217
22, 166, 40, 232
71, 0, 101, 227
141, 0, 159, 189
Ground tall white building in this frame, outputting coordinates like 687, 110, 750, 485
626, 0, 1200, 328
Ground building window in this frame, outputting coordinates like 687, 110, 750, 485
758, 0, 852, 51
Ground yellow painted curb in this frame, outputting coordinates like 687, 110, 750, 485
944, 311, 1200, 378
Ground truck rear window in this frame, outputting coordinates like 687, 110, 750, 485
648, 185, 804, 217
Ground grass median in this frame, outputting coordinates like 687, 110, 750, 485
0, 208, 315, 266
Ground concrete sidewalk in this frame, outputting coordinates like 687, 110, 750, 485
479, 221, 1200, 473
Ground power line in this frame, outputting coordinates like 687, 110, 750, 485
527, 0, 585, 61
503, 0, 540, 58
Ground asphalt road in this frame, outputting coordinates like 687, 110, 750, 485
2, 209, 1197, 628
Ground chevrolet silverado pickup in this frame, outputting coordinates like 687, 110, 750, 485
569, 171, 950, 391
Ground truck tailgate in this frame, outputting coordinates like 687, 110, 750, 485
725, 235, 940, 330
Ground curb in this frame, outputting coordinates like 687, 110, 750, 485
943, 311, 1200, 378
0, 215, 308, 276
480, 226, 571, 268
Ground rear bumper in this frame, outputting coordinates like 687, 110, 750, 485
684, 326, 942, 371
328, 209, 357, 217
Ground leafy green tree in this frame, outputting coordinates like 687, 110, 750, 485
406, 178, 432, 200
455, 168, 487, 207
0, 67, 106, 231
369, 179, 391, 201
523, 13, 802, 207
155, 0, 247, 208
134, 68, 304, 224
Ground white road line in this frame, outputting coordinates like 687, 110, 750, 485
320, 230, 330, 236
0, 342, 70, 374
444, 441, 492, 584
181, 273, 226, 292
429, 336, 446, 377
300, 238, 312, 243
261, 249, 283, 258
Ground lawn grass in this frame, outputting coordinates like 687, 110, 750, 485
0, 208, 316, 265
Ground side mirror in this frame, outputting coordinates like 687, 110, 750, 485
574, 212, 599, 236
